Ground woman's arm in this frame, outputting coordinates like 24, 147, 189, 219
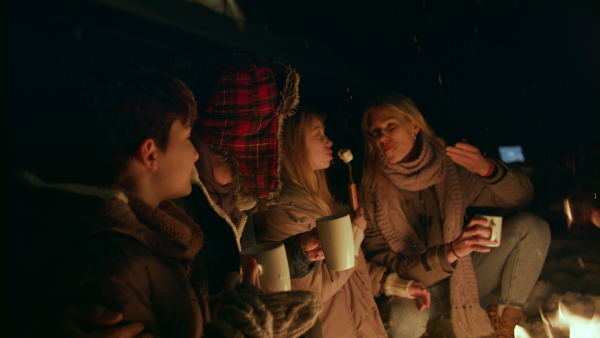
468, 159, 534, 208
363, 218, 454, 287
447, 142, 533, 208
390, 246, 454, 287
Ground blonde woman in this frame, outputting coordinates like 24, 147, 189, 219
360, 94, 550, 338
255, 108, 430, 337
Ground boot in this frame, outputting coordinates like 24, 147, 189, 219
487, 305, 525, 338
487, 305, 499, 338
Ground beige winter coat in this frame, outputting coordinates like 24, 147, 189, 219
255, 181, 388, 338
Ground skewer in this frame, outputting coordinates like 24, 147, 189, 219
338, 148, 358, 212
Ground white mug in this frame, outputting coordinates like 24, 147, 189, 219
240, 242, 291, 292
316, 213, 355, 271
475, 215, 502, 247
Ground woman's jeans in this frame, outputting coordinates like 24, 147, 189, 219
377, 212, 551, 338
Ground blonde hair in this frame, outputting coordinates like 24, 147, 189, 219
359, 94, 444, 206
281, 109, 338, 215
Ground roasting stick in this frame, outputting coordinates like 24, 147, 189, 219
338, 148, 359, 212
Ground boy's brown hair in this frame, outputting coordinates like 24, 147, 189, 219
39, 64, 197, 186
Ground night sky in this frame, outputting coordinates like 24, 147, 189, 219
247, 0, 599, 158
3, 0, 599, 223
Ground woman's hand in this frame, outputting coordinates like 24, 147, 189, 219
350, 207, 367, 231
446, 140, 494, 177
300, 228, 324, 261
407, 282, 431, 312
447, 217, 497, 263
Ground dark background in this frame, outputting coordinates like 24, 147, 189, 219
3, 0, 599, 230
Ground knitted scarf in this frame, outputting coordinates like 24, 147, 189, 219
374, 135, 493, 338
126, 194, 204, 257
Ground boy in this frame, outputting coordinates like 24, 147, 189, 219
9, 65, 207, 337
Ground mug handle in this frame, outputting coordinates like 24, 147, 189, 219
488, 219, 496, 241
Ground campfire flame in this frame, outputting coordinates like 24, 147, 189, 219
514, 324, 530, 338
563, 195, 600, 231
561, 303, 599, 337
517, 296, 600, 337
564, 198, 573, 229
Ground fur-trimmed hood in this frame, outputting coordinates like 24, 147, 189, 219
193, 53, 300, 206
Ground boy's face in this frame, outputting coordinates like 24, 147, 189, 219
154, 120, 199, 201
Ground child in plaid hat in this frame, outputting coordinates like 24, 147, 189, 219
174, 53, 325, 336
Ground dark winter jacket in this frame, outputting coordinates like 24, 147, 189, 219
175, 181, 315, 289
8, 174, 208, 337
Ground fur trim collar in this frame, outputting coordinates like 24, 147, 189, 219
22, 171, 128, 203
191, 176, 247, 252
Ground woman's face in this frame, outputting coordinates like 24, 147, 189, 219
368, 107, 420, 164
305, 119, 333, 171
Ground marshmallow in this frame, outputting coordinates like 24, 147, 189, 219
337, 148, 353, 163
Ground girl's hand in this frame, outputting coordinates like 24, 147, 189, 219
446, 140, 494, 177
351, 207, 367, 231
242, 257, 259, 285
447, 217, 497, 263
407, 282, 431, 312
300, 228, 324, 261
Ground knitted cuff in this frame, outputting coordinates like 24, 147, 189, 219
351, 225, 364, 257
283, 233, 314, 279
382, 273, 416, 299
481, 158, 508, 184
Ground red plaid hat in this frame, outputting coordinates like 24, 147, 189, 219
195, 53, 300, 203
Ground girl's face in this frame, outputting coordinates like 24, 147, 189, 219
305, 119, 333, 171
368, 107, 420, 164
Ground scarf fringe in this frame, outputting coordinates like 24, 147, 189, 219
451, 305, 494, 338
